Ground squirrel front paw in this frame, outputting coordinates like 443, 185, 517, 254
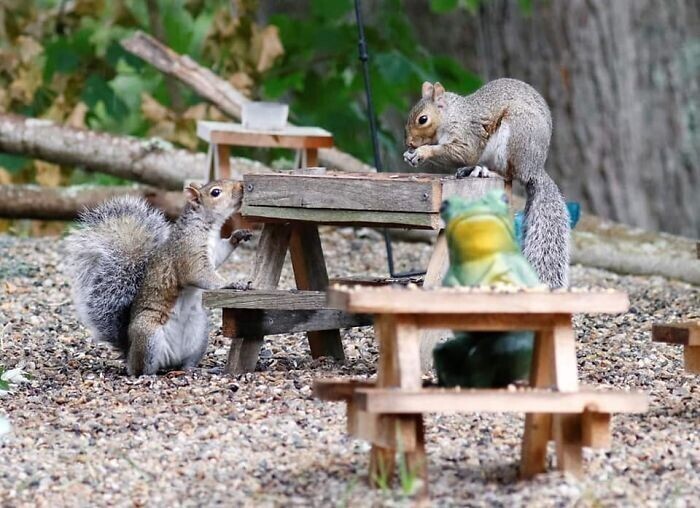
230, 229, 253, 244
403, 145, 432, 167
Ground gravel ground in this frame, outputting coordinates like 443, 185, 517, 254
0, 227, 698, 507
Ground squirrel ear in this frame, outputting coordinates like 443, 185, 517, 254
421, 81, 434, 99
184, 184, 202, 205
433, 82, 446, 108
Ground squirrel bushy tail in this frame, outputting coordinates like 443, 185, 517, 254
522, 173, 570, 288
66, 196, 170, 354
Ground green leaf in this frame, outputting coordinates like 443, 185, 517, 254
162, 0, 195, 54
430, 0, 459, 13
310, 0, 353, 20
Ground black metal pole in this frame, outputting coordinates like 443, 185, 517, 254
353, 0, 425, 278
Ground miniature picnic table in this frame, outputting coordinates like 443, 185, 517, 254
314, 286, 648, 492
196, 120, 334, 179
652, 242, 700, 373
203, 170, 503, 374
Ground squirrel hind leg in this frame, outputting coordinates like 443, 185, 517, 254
455, 165, 493, 179
127, 324, 165, 376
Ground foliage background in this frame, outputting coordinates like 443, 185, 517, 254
0, 0, 480, 190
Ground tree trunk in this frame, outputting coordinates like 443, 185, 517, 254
0, 114, 271, 190
476, 0, 699, 237
121, 31, 375, 174
0, 184, 184, 221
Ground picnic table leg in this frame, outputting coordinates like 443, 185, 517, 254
685, 346, 700, 373
369, 315, 425, 489
305, 148, 319, 167
224, 223, 291, 374
289, 223, 345, 361
549, 316, 583, 476
215, 144, 231, 179
419, 232, 451, 371
520, 328, 555, 479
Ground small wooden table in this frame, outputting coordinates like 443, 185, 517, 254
652, 244, 699, 373
315, 287, 648, 494
203, 171, 503, 374
652, 322, 700, 373
196, 121, 334, 179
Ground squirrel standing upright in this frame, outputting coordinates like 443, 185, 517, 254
66, 180, 252, 376
403, 78, 570, 288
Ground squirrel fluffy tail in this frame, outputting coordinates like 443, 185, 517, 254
522, 173, 571, 288
65, 196, 170, 354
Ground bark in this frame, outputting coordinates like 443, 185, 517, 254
0, 114, 271, 190
0, 184, 185, 221
121, 31, 375, 174
476, 0, 700, 237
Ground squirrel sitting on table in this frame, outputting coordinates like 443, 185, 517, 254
66, 180, 252, 376
403, 78, 570, 288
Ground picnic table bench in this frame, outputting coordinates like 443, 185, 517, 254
314, 286, 648, 493
203, 170, 503, 374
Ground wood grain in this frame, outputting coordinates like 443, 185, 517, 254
240, 204, 442, 229
652, 321, 700, 346
328, 287, 630, 315
289, 223, 344, 361
204, 289, 328, 310
222, 308, 371, 337
520, 329, 556, 479
353, 387, 648, 414
244, 173, 442, 212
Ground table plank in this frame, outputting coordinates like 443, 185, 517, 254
204, 289, 328, 310
241, 204, 442, 229
197, 121, 333, 148
328, 287, 630, 315
354, 387, 648, 414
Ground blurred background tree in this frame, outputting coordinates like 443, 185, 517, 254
0, 0, 697, 236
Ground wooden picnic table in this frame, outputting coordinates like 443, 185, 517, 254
314, 286, 649, 494
203, 171, 504, 374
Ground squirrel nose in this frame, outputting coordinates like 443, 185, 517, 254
407, 141, 416, 150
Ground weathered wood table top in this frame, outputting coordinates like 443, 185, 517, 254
204, 171, 504, 375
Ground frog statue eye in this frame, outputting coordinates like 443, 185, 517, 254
418, 115, 428, 125
210, 188, 221, 198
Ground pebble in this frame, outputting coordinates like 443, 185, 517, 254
0, 230, 697, 505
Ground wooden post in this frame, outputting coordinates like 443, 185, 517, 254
305, 148, 319, 167
581, 410, 611, 448
419, 232, 451, 370
215, 144, 231, 179
520, 328, 555, 478
369, 315, 426, 489
553, 413, 584, 477
549, 315, 583, 474
289, 223, 345, 361
685, 346, 700, 373
224, 223, 291, 374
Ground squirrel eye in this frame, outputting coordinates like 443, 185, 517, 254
210, 188, 221, 198
418, 115, 428, 125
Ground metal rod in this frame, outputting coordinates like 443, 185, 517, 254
353, 0, 426, 278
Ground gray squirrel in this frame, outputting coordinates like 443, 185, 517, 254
403, 78, 570, 288
66, 180, 252, 376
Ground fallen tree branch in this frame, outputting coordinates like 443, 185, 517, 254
122, 31, 375, 174
0, 114, 271, 190
0, 184, 185, 221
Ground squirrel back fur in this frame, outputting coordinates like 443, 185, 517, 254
404, 78, 570, 287
66, 196, 170, 354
